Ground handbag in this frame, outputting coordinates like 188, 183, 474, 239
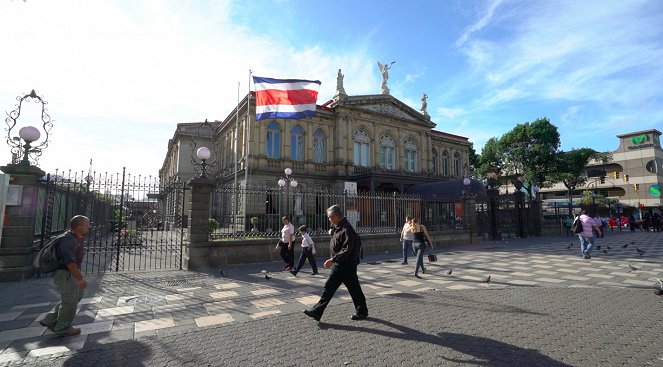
427, 253, 437, 262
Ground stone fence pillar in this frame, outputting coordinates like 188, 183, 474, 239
0, 165, 45, 281
183, 178, 214, 270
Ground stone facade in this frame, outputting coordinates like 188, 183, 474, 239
160, 93, 472, 194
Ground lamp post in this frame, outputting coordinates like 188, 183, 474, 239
195, 147, 211, 179
277, 168, 298, 219
2, 90, 53, 176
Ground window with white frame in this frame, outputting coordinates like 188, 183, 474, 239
353, 130, 370, 166
313, 129, 326, 163
379, 136, 395, 169
291, 126, 304, 161
404, 139, 417, 172
266, 122, 280, 159
453, 152, 461, 177
442, 150, 449, 176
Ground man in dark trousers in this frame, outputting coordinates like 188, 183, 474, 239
38, 215, 90, 337
303, 205, 368, 321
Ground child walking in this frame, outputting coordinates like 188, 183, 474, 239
289, 225, 319, 276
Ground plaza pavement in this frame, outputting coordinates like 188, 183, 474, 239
0, 231, 662, 366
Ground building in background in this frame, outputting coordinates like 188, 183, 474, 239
159, 84, 473, 228
538, 129, 662, 217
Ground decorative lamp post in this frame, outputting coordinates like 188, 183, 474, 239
195, 146, 211, 179
277, 168, 298, 218
2, 90, 53, 176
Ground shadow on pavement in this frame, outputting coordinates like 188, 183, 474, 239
61, 338, 153, 367
320, 318, 571, 367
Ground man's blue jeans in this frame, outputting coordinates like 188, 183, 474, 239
578, 235, 595, 256
402, 240, 413, 262
39, 269, 83, 335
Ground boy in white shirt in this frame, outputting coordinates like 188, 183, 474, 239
290, 225, 319, 276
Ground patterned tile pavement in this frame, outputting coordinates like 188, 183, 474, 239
0, 231, 661, 365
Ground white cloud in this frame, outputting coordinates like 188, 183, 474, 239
0, 0, 374, 175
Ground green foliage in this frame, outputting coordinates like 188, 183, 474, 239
208, 218, 219, 233
476, 137, 504, 185
498, 118, 560, 194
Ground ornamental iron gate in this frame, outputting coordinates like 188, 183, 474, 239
34, 168, 187, 275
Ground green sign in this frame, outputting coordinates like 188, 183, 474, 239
650, 184, 661, 197
632, 134, 649, 144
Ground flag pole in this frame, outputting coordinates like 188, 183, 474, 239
244, 69, 252, 189
234, 81, 240, 230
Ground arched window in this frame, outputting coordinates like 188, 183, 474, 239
353, 130, 370, 166
431, 148, 438, 174
266, 122, 280, 159
453, 152, 461, 177
442, 150, 449, 176
313, 129, 326, 163
379, 136, 395, 169
291, 126, 304, 161
404, 139, 417, 172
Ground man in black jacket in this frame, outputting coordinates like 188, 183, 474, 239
303, 205, 368, 321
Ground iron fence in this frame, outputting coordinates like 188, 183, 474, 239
210, 185, 478, 239
34, 169, 186, 274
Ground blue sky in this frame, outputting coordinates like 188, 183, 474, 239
1, 0, 662, 177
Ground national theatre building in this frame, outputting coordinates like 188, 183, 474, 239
159, 69, 474, 228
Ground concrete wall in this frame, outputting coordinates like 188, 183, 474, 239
204, 230, 473, 266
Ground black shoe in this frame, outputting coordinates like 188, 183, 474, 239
422, 267, 426, 274
310, 272, 319, 276
585, 252, 591, 259
303, 309, 321, 321
289, 270, 298, 276
414, 274, 422, 279
351, 313, 368, 321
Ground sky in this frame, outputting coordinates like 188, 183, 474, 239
1, 0, 662, 179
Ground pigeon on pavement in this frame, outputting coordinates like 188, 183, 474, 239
607, 246, 612, 249
637, 248, 646, 256
628, 264, 639, 272
622, 244, 628, 248
482, 275, 491, 284
603, 250, 608, 254
264, 274, 272, 280
447, 269, 453, 276
566, 244, 571, 250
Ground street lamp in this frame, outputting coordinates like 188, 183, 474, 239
195, 147, 211, 179
2, 90, 53, 175
277, 168, 298, 218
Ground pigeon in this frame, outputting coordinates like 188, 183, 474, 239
264, 274, 272, 280
628, 264, 639, 272
596, 245, 602, 250
637, 248, 646, 256
631, 241, 636, 244
570, 243, 574, 247
566, 245, 571, 250
603, 250, 608, 254
607, 246, 612, 250
482, 275, 491, 284
447, 269, 453, 275
622, 244, 628, 248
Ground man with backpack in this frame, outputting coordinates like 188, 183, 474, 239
38, 215, 90, 337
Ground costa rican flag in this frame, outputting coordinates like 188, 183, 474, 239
252, 76, 321, 120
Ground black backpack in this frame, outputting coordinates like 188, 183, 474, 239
571, 217, 583, 234
33, 235, 65, 273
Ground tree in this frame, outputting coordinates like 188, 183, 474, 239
498, 118, 560, 196
547, 148, 611, 215
476, 137, 503, 187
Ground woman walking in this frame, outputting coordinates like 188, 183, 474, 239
407, 218, 434, 278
